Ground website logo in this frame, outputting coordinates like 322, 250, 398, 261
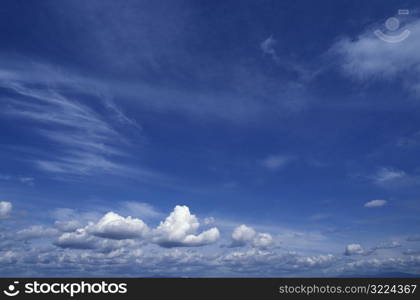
3, 281, 20, 297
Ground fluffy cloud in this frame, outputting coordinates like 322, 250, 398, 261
86, 212, 149, 240
364, 200, 387, 208
0, 201, 12, 218
54, 228, 97, 249
53, 206, 219, 249
153, 205, 220, 247
2, 200, 418, 277
231, 224, 256, 246
230, 224, 274, 248
344, 244, 365, 256
252, 233, 274, 248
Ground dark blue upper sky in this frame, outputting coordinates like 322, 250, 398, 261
1, 0, 420, 276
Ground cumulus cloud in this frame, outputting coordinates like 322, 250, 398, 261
364, 200, 387, 208
153, 205, 220, 248
86, 212, 149, 240
53, 206, 219, 249
344, 244, 365, 256
230, 224, 274, 249
252, 233, 274, 249
0, 201, 12, 219
54, 228, 97, 249
231, 224, 257, 247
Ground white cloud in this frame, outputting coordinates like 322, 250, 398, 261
261, 154, 295, 170
364, 200, 387, 208
0, 201, 12, 219
153, 205, 220, 248
2, 81, 123, 177
252, 233, 274, 249
231, 224, 257, 247
54, 228, 97, 249
372, 167, 406, 184
53, 206, 219, 248
0, 73, 169, 185
344, 244, 365, 256
87, 212, 149, 240
230, 224, 274, 249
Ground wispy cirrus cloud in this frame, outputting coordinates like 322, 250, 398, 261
0, 65, 168, 185
0, 174, 34, 186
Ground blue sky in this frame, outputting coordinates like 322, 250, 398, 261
1, 0, 420, 276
